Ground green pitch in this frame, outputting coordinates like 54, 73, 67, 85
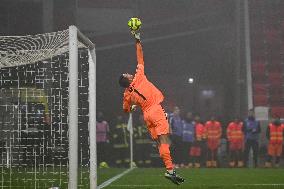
1, 168, 284, 188
105, 168, 284, 189
0, 167, 126, 188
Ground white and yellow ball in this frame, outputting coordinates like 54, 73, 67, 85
127, 17, 142, 31
99, 161, 109, 168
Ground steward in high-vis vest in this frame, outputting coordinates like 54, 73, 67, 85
189, 115, 205, 168
227, 118, 244, 168
204, 116, 222, 168
265, 115, 284, 168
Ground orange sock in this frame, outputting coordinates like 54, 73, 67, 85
159, 143, 173, 170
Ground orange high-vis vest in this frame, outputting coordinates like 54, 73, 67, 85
195, 123, 205, 141
227, 122, 244, 143
268, 123, 284, 144
123, 42, 164, 113
204, 121, 222, 141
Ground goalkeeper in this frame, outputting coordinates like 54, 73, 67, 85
119, 31, 184, 185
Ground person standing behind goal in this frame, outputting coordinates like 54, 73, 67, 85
226, 117, 244, 168
204, 116, 222, 168
168, 106, 184, 168
243, 109, 261, 168
118, 30, 184, 185
265, 115, 284, 168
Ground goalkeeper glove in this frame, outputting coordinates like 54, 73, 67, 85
131, 30, 141, 41
130, 105, 137, 112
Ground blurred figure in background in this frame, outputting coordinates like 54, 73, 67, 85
189, 115, 205, 168
181, 112, 195, 167
204, 116, 222, 168
226, 117, 244, 168
265, 115, 284, 168
243, 109, 261, 168
96, 111, 110, 167
134, 114, 153, 167
111, 115, 129, 167
20, 91, 51, 166
169, 106, 183, 168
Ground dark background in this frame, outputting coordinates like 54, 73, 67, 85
0, 0, 283, 124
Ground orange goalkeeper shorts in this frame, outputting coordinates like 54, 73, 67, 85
268, 143, 282, 157
143, 104, 169, 140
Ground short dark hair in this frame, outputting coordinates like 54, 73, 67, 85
119, 75, 130, 88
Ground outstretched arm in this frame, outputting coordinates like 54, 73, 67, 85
131, 30, 144, 67
130, 31, 144, 76
136, 41, 144, 66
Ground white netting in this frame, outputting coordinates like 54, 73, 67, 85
0, 30, 90, 188
0, 30, 85, 67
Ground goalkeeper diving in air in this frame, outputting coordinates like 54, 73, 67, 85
118, 26, 185, 185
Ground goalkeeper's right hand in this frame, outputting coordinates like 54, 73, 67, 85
131, 30, 141, 41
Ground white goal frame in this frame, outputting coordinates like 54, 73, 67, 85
0, 25, 97, 189
68, 25, 97, 189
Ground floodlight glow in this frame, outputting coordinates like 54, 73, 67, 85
188, 78, 194, 84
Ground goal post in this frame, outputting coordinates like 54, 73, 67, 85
0, 26, 97, 189
69, 25, 97, 189
52, 25, 98, 189
76, 26, 97, 189
69, 26, 97, 189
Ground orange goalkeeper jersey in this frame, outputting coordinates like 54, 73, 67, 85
123, 42, 164, 112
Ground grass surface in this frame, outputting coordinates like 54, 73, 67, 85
106, 168, 284, 189
1, 167, 284, 188
0, 167, 126, 188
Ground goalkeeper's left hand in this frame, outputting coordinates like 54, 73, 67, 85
131, 30, 141, 41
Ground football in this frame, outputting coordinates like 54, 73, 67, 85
127, 17, 142, 31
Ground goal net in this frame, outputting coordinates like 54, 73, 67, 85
0, 26, 96, 189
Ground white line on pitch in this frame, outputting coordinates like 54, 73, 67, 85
98, 167, 135, 189
234, 184, 284, 186
108, 185, 164, 188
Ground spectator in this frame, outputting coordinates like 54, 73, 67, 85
204, 116, 222, 168
96, 111, 110, 166
189, 115, 205, 168
181, 112, 195, 167
227, 117, 244, 168
265, 115, 284, 168
169, 106, 183, 168
243, 109, 261, 168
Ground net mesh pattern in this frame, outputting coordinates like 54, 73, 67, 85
0, 30, 85, 68
0, 31, 90, 188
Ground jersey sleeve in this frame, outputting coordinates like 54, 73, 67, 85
136, 42, 144, 66
135, 42, 145, 76
266, 125, 270, 140
226, 124, 231, 141
204, 122, 209, 137
123, 91, 131, 113
218, 122, 222, 138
